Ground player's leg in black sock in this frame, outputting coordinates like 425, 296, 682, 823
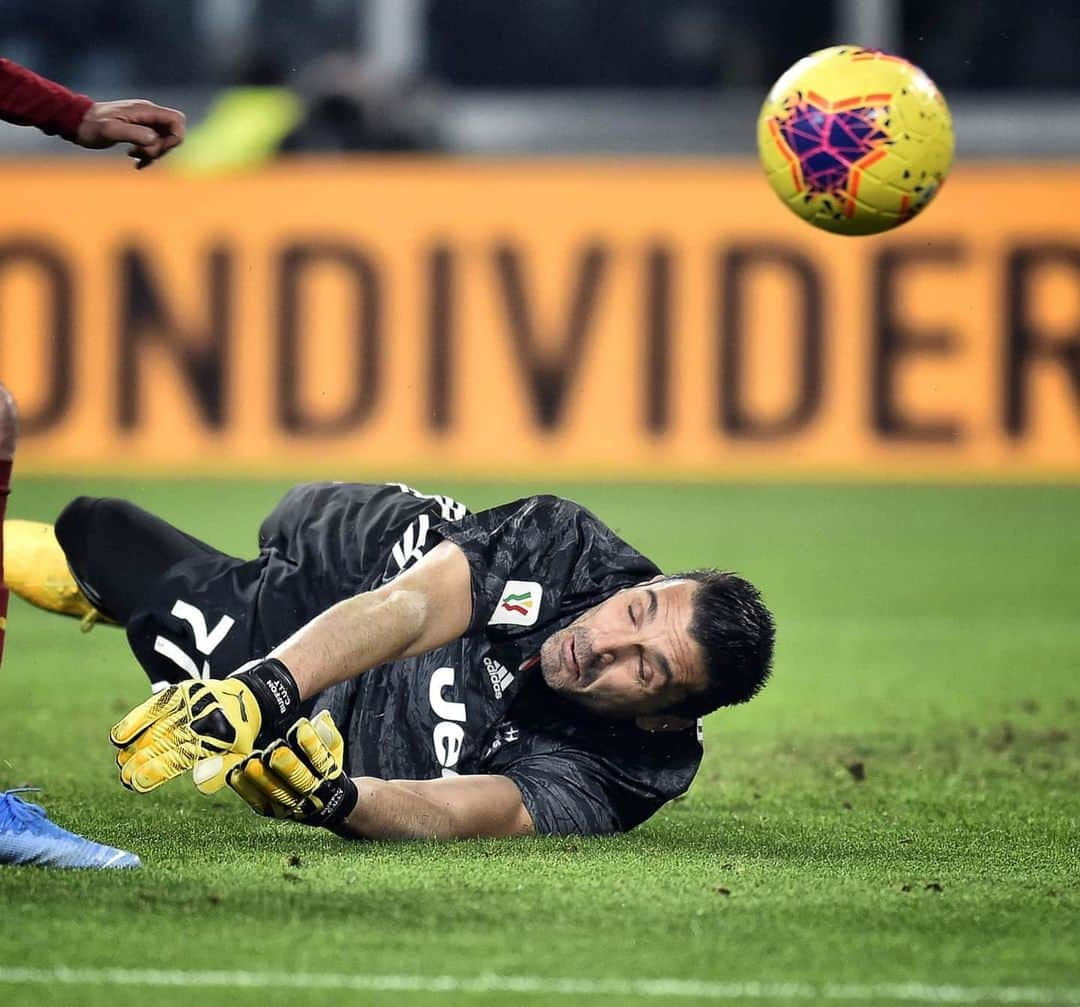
54, 498, 226, 626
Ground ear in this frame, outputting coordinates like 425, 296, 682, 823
635, 714, 696, 733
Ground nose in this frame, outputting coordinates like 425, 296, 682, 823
581, 630, 626, 672
593, 650, 616, 670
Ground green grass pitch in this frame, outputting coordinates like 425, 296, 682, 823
0, 478, 1077, 1007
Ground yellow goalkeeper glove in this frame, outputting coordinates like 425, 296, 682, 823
109, 658, 302, 794
227, 710, 358, 833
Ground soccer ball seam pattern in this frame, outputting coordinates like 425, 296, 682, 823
757, 46, 954, 235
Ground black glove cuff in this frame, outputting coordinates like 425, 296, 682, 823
310, 776, 360, 836
236, 658, 302, 745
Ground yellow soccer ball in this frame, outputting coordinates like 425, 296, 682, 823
757, 45, 954, 235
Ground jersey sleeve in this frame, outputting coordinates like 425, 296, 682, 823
433, 495, 660, 636
502, 746, 682, 836
0, 58, 92, 139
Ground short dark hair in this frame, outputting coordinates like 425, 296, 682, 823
663, 569, 775, 719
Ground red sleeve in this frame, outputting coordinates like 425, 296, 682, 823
0, 58, 93, 141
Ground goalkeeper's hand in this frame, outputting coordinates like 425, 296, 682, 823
227, 710, 359, 834
109, 658, 302, 795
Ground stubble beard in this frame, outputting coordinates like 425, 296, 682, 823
539, 623, 593, 696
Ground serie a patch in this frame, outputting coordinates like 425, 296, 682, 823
488, 581, 542, 627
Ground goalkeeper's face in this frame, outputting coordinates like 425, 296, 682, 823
538, 578, 706, 718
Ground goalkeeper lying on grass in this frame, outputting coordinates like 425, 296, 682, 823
7, 482, 774, 840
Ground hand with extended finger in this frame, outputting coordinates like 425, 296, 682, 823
227, 711, 359, 834
75, 99, 185, 166
109, 658, 301, 794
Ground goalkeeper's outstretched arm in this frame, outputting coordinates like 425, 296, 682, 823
225, 546, 532, 839
269, 540, 474, 701
343, 775, 535, 841
224, 712, 535, 840
111, 541, 475, 794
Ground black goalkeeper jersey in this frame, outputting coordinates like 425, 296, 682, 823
126, 482, 703, 836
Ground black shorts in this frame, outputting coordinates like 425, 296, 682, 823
125, 551, 266, 691
60, 482, 465, 691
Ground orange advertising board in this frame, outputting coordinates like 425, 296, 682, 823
1, 160, 1078, 478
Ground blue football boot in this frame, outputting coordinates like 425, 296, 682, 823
0, 790, 141, 869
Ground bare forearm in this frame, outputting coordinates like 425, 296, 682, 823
341, 776, 534, 841
269, 588, 428, 699
342, 778, 460, 840
265, 540, 473, 700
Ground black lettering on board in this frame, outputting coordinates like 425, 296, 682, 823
644, 245, 672, 434
720, 245, 823, 438
427, 244, 454, 432
117, 244, 230, 430
0, 240, 74, 435
871, 244, 964, 442
492, 243, 608, 431
276, 242, 381, 435
1004, 244, 1080, 438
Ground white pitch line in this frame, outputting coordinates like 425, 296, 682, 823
0, 968, 1076, 1004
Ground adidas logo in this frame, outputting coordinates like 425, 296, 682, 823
483, 656, 514, 699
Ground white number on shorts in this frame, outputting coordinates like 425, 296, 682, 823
151, 600, 236, 691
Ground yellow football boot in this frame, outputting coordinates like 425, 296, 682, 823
3, 520, 113, 631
